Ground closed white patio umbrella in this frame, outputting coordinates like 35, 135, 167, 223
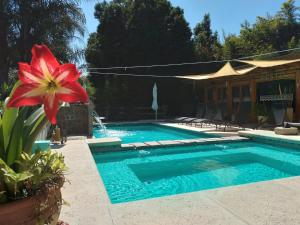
151, 83, 158, 120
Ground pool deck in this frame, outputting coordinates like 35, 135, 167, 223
239, 129, 300, 145
59, 138, 300, 225
160, 122, 241, 136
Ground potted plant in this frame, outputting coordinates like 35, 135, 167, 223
0, 44, 88, 225
254, 102, 269, 124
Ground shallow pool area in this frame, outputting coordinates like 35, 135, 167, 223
93, 141, 300, 204
93, 123, 214, 143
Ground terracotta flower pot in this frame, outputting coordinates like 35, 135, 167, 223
0, 186, 62, 225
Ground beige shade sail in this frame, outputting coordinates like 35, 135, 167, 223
214, 62, 239, 76
176, 62, 256, 80
238, 59, 300, 68
176, 74, 213, 80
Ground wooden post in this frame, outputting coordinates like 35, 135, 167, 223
213, 86, 218, 107
295, 72, 300, 121
250, 79, 257, 122
226, 81, 232, 117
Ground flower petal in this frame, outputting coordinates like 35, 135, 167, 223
18, 63, 45, 84
7, 84, 43, 107
57, 82, 89, 103
53, 64, 80, 84
43, 94, 59, 124
31, 44, 59, 80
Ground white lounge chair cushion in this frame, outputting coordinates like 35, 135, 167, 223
274, 127, 298, 135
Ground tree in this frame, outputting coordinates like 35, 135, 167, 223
223, 34, 245, 60
86, 0, 193, 68
278, 0, 299, 24
0, 1, 12, 84
86, 0, 195, 111
223, 0, 300, 59
193, 14, 222, 62
0, 0, 86, 84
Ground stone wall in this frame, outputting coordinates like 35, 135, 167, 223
57, 103, 93, 137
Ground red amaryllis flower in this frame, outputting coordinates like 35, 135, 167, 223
7, 44, 89, 124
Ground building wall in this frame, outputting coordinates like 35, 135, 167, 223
201, 62, 300, 123
57, 103, 93, 137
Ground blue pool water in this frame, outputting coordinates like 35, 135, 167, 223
93, 123, 213, 143
92, 141, 300, 204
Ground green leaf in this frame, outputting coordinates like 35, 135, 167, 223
0, 114, 4, 160
23, 106, 45, 143
0, 158, 33, 198
5, 108, 27, 166
1, 81, 21, 151
0, 158, 7, 203
2, 107, 18, 150
3, 171, 33, 197
24, 106, 44, 128
24, 116, 49, 154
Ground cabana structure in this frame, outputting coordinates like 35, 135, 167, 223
177, 59, 300, 124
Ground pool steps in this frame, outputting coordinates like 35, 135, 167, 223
121, 136, 248, 149
87, 137, 122, 148
88, 136, 249, 152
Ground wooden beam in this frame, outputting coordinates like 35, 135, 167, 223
226, 81, 232, 117
213, 86, 218, 106
250, 79, 257, 122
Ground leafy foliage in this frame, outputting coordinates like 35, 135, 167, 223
223, 0, 300, 59
0, 102, 48, 167
193, 14, 222, 62
79, 76, 96, 101
0, 0, 86, 83
0, 89, 64, 203
0, 150, 66, 203
86, 0, 193, 68
85, 0, 196, 114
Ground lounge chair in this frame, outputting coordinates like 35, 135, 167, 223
191, 106, 217, 127
283, 122, 300, 129
197, 108, 231, 131
174, 104, 206, 125
174, 117, 189, 124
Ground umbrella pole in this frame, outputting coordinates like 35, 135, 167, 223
155, 110, 157, 121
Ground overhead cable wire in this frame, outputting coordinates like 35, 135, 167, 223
88, 59, 228, 70
87, 47, 300, 71
88, 71, 177, 78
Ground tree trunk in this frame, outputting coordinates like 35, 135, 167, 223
19, 1, 31, 62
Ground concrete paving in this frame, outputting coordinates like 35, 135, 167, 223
87, 137, 122, 147
161, 122, 242, 136
239, 129, 300, 145
57, 139, 114, 225
59, 139, 300, 225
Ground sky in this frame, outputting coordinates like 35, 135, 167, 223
78, 0, 294, 47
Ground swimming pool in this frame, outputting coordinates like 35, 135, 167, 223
93, 123, 214, 143
93, 141, 300, 204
